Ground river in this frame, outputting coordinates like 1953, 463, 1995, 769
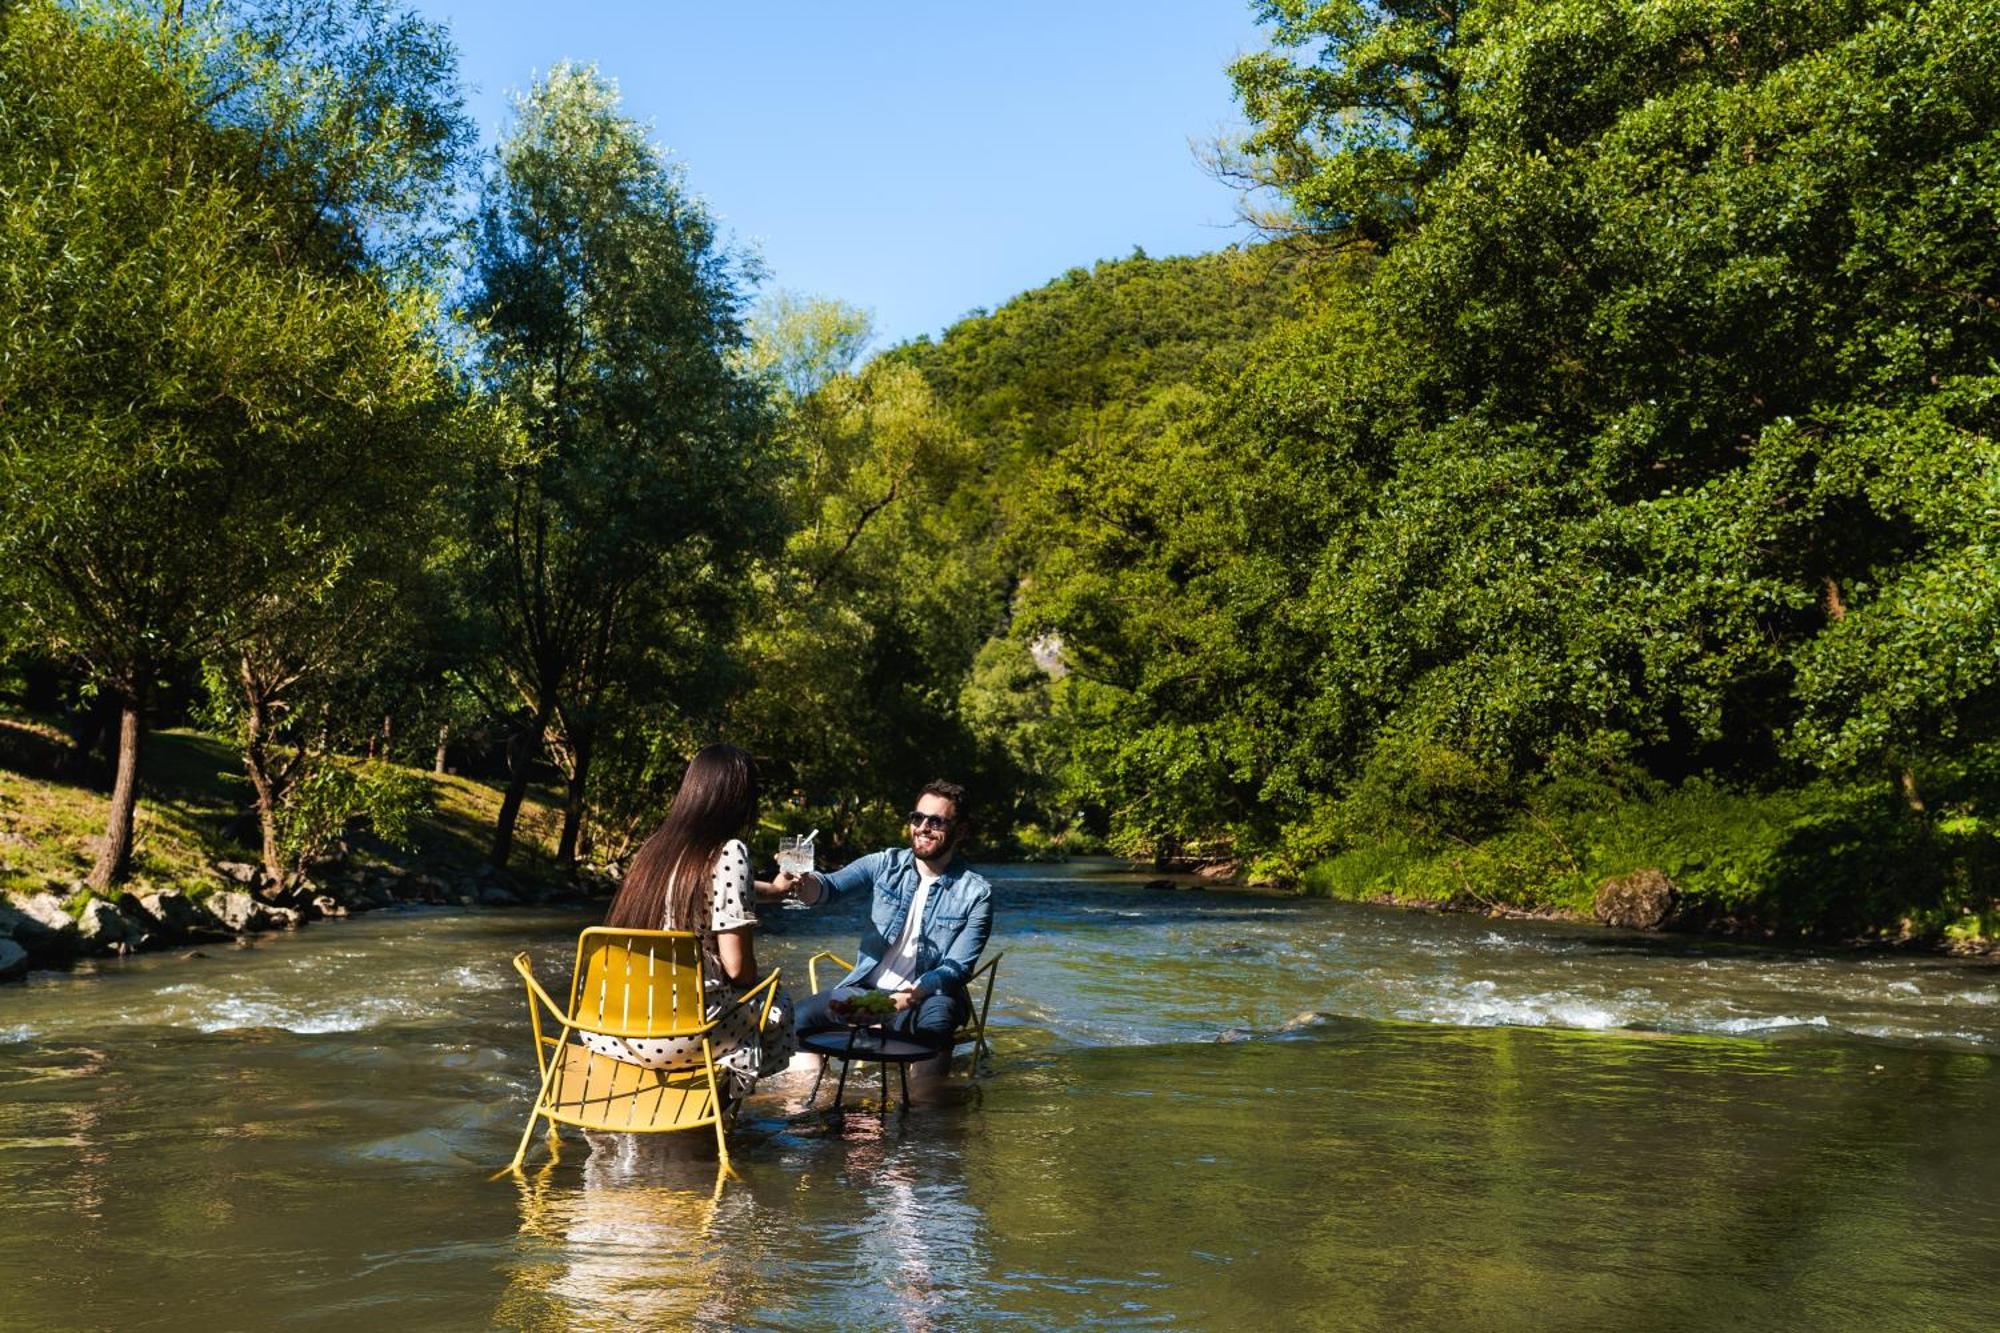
4, 862, 1999, 1329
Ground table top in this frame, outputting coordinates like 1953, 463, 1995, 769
800, 1028, 939, 1062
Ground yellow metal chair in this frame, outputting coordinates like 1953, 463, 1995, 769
805, 948, 1003, 1074
507, 927, 781, 1174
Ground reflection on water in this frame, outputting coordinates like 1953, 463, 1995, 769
2, 868, 1999, 1328
500, 1141, 734, 1330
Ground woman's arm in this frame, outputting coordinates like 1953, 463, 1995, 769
713, 926, 758, 988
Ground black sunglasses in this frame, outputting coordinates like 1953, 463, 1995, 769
905, 811, 954, 832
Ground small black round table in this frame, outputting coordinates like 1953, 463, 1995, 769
801, 1025, 939, 1115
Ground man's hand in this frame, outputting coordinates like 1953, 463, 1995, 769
890, 985, 920, 1012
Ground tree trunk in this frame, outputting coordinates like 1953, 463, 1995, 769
241, 660, 284, 881
434, 724, 449, 775
556, 729, 595, 874
1897, 764, 1925, 815
491, 698, 553, 868
87, 695, 142, 890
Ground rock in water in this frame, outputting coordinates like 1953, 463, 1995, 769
0, 937, 29, 982
263, 904, 305, 931
1593, 869, 1678, 931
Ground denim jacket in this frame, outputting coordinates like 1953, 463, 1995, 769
818, 848, 993, 998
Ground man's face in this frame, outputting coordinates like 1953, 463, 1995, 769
907, 793, 960, 862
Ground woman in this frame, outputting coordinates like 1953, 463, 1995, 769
579, 743, 796, 1099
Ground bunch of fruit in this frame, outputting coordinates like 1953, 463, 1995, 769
829, 989, 898, 1021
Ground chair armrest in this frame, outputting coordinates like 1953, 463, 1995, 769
715, 969, 784, 1032
807, 951, 853, 995
512, 951, 575, 1034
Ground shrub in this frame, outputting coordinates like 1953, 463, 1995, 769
274, 760, 431, 873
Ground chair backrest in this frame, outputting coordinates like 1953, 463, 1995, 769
568, 927, 709, 1038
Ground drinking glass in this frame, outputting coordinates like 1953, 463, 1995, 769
776, 835, 815, 878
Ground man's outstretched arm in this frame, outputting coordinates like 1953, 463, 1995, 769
787, 850, 886, 906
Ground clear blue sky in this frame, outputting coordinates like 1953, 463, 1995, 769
407, 1, 1271, 349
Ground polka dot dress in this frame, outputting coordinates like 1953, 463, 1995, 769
579, 839, 797, 1092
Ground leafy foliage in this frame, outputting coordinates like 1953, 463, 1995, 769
462, 62, 778, 868
273, 759, 432, 874
0, 0, 470, 885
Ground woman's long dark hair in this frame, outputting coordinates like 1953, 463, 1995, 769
605, 744, 759, 932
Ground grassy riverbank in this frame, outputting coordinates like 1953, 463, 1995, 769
0, 710, 566, 900
1302, 771, 2000, 952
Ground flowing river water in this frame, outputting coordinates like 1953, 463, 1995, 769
4, 862, 1999, 1329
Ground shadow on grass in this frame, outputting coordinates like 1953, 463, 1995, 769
0, 714, 94, 785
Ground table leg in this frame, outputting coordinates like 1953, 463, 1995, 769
831, 1028, 857, 1114
898, 1059, 911, 1114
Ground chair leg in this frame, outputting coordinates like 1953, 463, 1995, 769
702, 1038, 734, 1177
507, 1033, 570, 1173
508, 1108, 544, 1173
807, 1054, 827, 1107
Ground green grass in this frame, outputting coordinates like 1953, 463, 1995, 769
0, 709, 564, 896
1302, 774, 2000, 948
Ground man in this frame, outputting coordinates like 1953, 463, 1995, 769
775, 778, 993, 1053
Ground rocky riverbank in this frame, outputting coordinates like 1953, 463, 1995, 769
0, 856, 610, 982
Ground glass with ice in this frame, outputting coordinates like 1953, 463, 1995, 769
776, 832, 816, 879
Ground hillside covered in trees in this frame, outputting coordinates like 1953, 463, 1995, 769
2, 0, 1995, 949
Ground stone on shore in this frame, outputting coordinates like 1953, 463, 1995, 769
77, 897, 140, 954
1593, 868, 1678, 931
202, 890, 274, 934
0, 936, 28, 982
213, 860, 262, 886
1, 892, 80, 959
137, 889, 213, 944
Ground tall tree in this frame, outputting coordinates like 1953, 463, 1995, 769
1217, 0, 1473, 247
0, 0, 469, 887
464, 63, 776, 871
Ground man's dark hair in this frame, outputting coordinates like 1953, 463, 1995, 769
919, 778, 970, 825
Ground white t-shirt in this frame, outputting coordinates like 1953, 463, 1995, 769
867, 868, 940, 992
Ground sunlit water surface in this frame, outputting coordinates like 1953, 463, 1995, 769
4, 863, 1999, 1329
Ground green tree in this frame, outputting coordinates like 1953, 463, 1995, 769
463, 63, 777, 871
0, 0, 470, 887
1218, 0, 1473, 246
729, 358, 993, 849
1095, 0, 2000, 882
